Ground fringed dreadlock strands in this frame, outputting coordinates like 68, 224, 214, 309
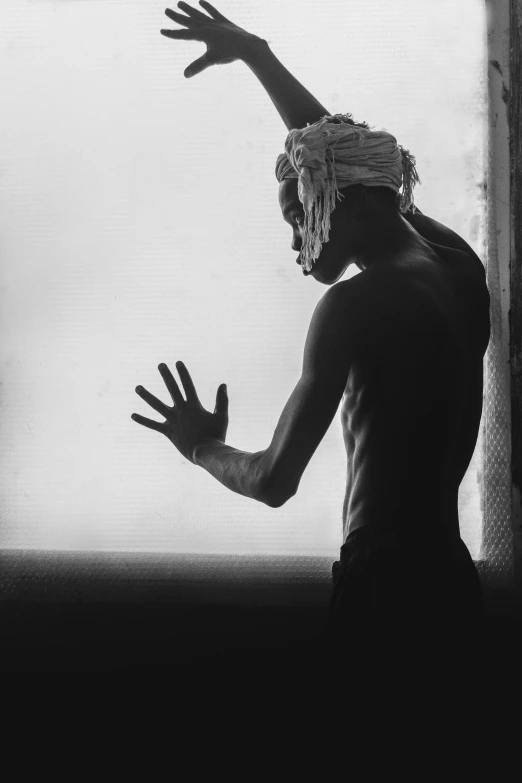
299, 123, 371, 271
398, 146, 421, 214
299, 140, 345, 272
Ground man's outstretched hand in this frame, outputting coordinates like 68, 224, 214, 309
161, 1, 263, 78
132, 361, 229, 463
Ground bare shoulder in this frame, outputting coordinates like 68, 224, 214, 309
304, 277, 369, 361
403, 207, 485, 277
317, 274, 395, 326
315, 275, 370, 323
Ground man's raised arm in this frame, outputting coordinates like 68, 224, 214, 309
242, 37, 330, 132
162, 2, 331, 130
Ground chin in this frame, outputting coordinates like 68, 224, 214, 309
312, 271, 335, 285
313, 266, 343, 285
309, 254, 348, 284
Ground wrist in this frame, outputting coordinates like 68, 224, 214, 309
193, 438, 220, 467
241, 35, 270, 66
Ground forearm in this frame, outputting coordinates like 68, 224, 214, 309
193, 439, 272, 505
242, 37, 331, 131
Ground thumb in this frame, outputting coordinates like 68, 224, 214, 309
214, 383, 228, 415
185, 53, 212, 78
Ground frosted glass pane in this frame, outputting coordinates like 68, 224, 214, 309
0, 0, 486, 556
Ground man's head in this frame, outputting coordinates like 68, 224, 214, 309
275, 114, 421, 282
279, 178, 416, 283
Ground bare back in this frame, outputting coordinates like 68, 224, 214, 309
340, 212, 490, 542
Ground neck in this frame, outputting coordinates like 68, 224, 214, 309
356, 212, 421, 271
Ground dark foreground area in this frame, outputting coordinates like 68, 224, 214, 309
0, 550, 519, 687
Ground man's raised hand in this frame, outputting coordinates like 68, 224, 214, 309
132, 361, 229, 464
161, 2, 262, 78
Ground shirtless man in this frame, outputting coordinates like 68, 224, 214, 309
132, 2, 489, 636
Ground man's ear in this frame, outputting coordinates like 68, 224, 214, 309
337, 183, 365, 217
354, 183, 367, 216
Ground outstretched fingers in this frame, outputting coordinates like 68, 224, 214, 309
135, 385, 171, 417
158, 363, 187, 408
177, 2, 210, 22
198, 1, 229, 23
131, 413, 165, 433
164, 8, 196, 27
175, 361, 200, 404
160, 28, 197, 40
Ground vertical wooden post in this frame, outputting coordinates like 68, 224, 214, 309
509, 0, 522, 607
480, 0, 514, 609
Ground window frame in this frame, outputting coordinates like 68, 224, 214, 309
475, 0, 522, 614
507, 0, 522, 607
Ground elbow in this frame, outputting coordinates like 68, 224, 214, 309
263, 494, 287, 509
262, 494, 291, 509
258, 477, 297, 508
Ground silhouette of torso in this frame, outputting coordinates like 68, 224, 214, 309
339, 210, 490, 542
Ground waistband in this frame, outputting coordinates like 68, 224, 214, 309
343, 524, 462, 549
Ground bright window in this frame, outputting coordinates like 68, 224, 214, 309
0, 0, 487, 556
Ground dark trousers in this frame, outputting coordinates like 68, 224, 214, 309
325, 525, 484, 674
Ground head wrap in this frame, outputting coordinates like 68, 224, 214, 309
275, 113, 421, 272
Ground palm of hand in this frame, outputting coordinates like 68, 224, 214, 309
132, 361, 229, 464
161, 2, 258, 78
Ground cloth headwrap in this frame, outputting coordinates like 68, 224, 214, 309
275, 113, 421, 272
